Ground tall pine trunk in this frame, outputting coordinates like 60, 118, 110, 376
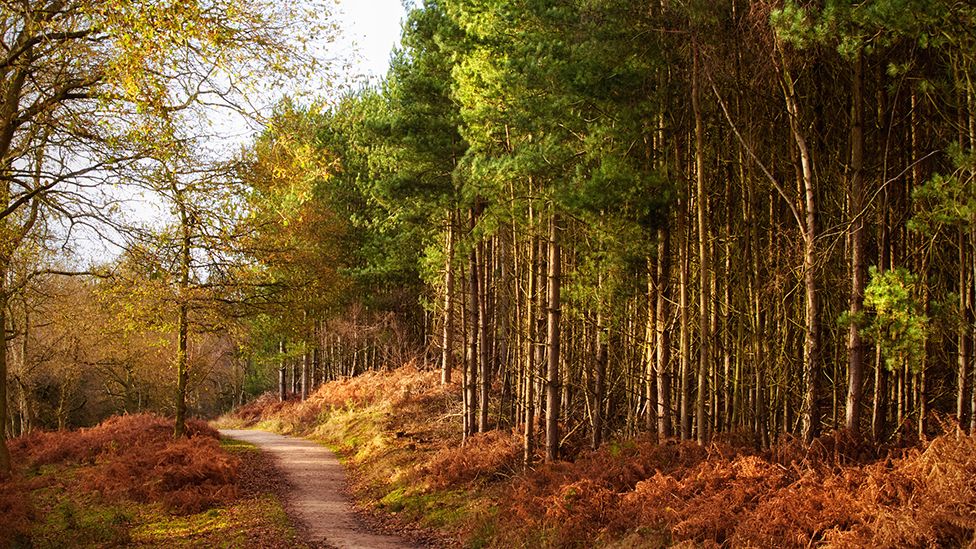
693, 48, 711, 444
545, 212, 562, 462
592, 279, 607, 449
442, 212, 456, 384
523, 228, 540, 465
780, 58, 822, 442
464, 207, 479, 440
477, 239, 490, 432
656, 228, 673, 438
846, 52, 867, 436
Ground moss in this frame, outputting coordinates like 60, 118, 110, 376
379, 486, 408, 512
32, 498, 133, 548
131, 494, 305, 547
220, 437, 260, 454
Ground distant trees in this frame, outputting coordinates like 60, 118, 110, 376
4, 270, 241, 437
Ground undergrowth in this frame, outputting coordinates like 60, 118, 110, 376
220, 365, 976, 548
0, 413, 303, 548
9, 413, 237, 514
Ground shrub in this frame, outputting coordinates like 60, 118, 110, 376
424, 430, 520, 489
0, 479, 34, 547
8, 413, 237, 514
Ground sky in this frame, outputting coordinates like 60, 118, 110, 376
332, 0, 409, 82
71, 1, 410, 261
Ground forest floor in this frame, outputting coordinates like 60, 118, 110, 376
0, 414, 314, 548
219, 428, 418, 548
216, 365, 976, 548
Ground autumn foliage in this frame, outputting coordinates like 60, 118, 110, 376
225, 364, 449, 435
7, 414, 237, 515
424, 430, 521, 489
490, 429, 976, 548
229, 366, 976, 548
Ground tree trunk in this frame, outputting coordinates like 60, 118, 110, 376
173, 200, 192, 439
693, 48, 711, 444
523, 229, 539, 466
958, 228, 971, 428
301, 345, 310, 401
592, 292, 607, 449
498, 225, 512, 417
656, 228, 673, 438
545, 212, 562, 462
679, 193, 692, 440
312, 343, 321, 391
779, 58, 822, 442
465, 207, 479, 440
478, 239, 490, 432
442, 211, 456, 384
278, 340, 287, 402
0, 289, 9, 477
846, 52, 867, 436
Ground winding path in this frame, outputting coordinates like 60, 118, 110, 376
220, 429, 414, 549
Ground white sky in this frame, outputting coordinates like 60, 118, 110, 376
332, 0, 408, 82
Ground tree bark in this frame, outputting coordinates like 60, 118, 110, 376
846, 52, 867, 436
545, 212, 562, 462
301, 345, 310, 401
679, 194, 692, 440
779, 57, 822, 442
442, 211, 456, 384
278, 340, 287, 402
693, 47, 711, 444
523, 229, 539, 466
656, 228, 673, 438
958, 228, 971, 428
477, 239, 490, 432
173, 198, 191, 439
464, 207, 479, 440
592, 288, 607, 449
0, 289, 9, 477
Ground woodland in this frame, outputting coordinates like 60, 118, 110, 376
1, 0, 976, 546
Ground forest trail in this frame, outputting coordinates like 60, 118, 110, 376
219, 429, 415, 549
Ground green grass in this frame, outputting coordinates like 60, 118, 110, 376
220, 437, 260, 453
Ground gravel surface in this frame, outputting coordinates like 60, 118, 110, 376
220, 429, 416, 549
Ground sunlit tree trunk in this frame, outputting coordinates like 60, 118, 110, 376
301, 345, 310, 401
545, 212, 562, 462
464, 206, 479, 440
692, 47, 711, 444
523, 227, 539, 466
679, 193, 692, 440
779, 56, 822, 442
278, 340, 287, 402
656, 227, 673, 438
442, 211, 456, 384
478, 239, 490, 432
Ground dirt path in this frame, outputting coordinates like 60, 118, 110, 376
220, 429, 415, 549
